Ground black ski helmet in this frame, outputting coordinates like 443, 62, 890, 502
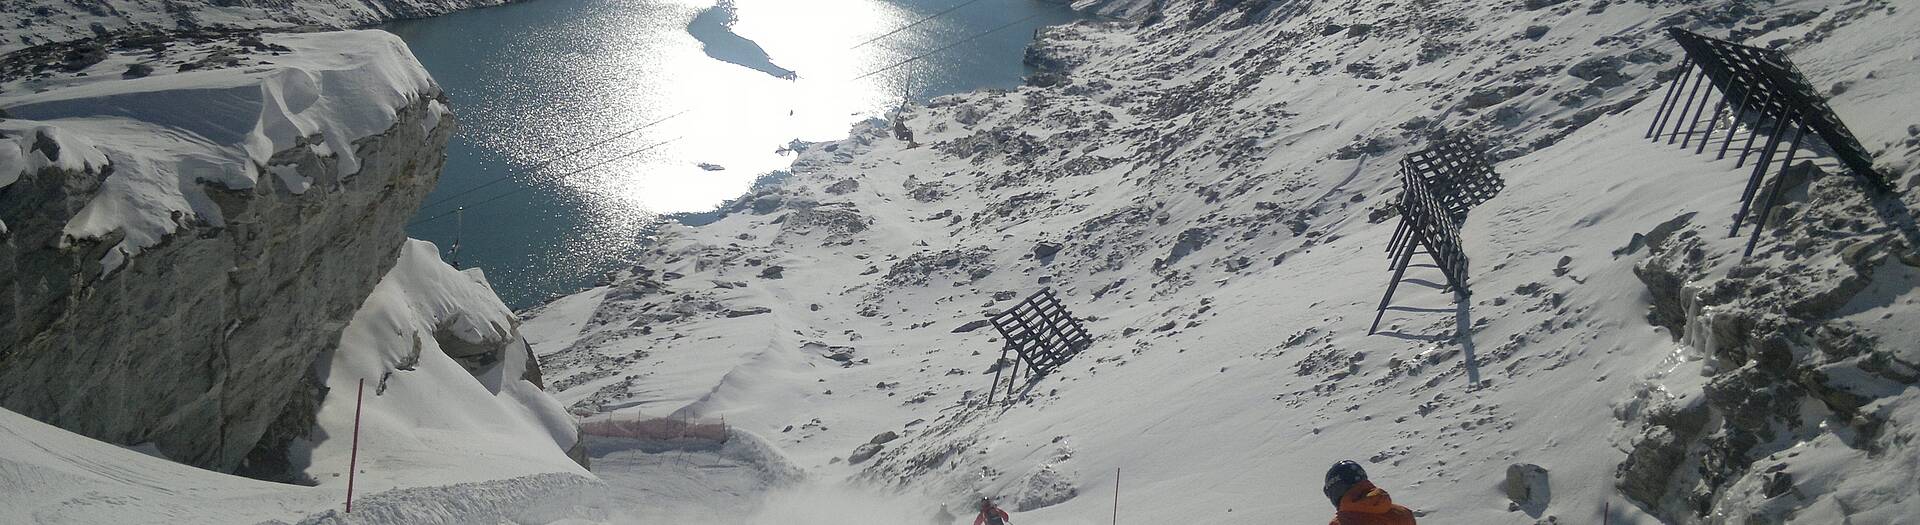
1323, 460, 1369, 507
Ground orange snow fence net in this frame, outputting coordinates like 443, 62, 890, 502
578, 414, 730, 443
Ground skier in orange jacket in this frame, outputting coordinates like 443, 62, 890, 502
1324, 460, 1416, 525
973, 497, 1011, 525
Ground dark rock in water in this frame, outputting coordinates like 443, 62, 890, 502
725, 306, 771, 318
953, 319, 993, 333
686, 1, 797, 79
848, 442, 882, 464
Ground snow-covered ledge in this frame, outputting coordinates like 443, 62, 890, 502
0, 30, 454, 476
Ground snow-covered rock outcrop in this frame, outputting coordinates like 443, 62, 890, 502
0, 29, 452, 475
527, 0, 1919, 522
296, 239, 590, 496
0, 207, 596, 525
0, 0, 521, 54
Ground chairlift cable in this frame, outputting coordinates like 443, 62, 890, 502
418, 110, 688, 212
409, 137, 682, 226
853, 13, 1046, 82
849, 0, 997, 50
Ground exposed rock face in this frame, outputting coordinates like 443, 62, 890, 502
1622, 172, 1920, 522
435, 316, 516, 374
0, 34, 452, 474
848, 442, 883, 464
1504, 463, 1551, 512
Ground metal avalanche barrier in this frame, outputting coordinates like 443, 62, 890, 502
1647, 28, 1890, 257
984, 288, 1093, 405
1372, 134, 1498, 335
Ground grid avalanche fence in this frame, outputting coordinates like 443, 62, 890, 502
1647, 28, 1890, 257
985, 288, 1092, 405
1371, 134, 1501, 335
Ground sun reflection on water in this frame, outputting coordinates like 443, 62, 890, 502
394, 0, 1080, 307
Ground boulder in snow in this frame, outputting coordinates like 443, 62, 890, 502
848, 443, 883, 464
1504, 463, 1550, 511
1011, 465, 1077, 511
1033, 241, 1062, 259
725, 307, 772, 318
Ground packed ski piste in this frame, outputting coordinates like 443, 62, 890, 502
4, 0, 1919, 523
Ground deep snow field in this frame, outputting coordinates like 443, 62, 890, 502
4, 0, 1919, 523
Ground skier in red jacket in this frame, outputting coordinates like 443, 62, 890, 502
1324, 460, 1416, 525
973, 498, 1011, 525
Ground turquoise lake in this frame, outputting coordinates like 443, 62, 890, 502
388, 0, 1083, 308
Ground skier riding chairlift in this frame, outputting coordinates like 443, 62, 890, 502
973, 497, 1010, 525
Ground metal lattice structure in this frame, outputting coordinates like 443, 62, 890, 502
1372, 137, 1489, 335
1403, 135, 1506, 223
1647, 28, 1889, 257
985, 288, 1092, 404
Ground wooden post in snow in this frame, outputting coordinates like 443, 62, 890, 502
347, 378, 365, 513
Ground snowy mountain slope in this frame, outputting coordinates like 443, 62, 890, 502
0, 0, 519, 54
525, 0, 1919, 523
0, 406, 338, 524
2, 241, 600, 524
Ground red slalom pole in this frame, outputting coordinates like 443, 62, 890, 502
347, 378, 365, 513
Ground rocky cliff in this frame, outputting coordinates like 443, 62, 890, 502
0, 29, 452, 475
